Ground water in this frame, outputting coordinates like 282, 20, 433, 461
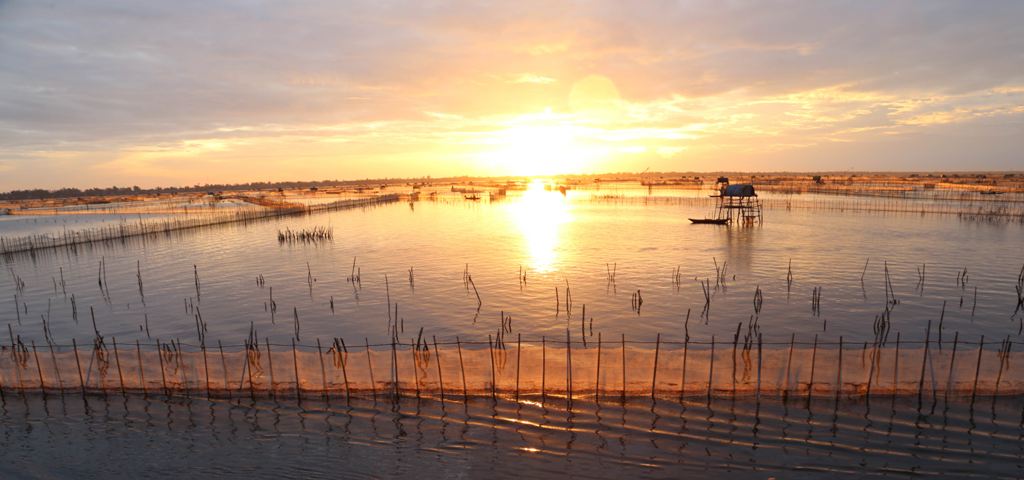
2, 184, 1024, 477
1, 185, 1022, 347
1, 394, 1022, 478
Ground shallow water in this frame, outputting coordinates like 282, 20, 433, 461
1, 393, 1022, 478
1, 186, 1022, 348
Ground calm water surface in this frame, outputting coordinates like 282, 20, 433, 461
1, 394, 1022, 479
2, 186, 1021, 346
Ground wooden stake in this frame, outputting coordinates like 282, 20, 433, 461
515, 333, 521, 402
971, 335, 984, 406
784, 333, 795, 401
541, 336, 546, 404
201, 343, 210, 398
621, 333, 627, 404
707, 336, 715, 402
31, 341, 45, 397
47, 341, 63, 394
217, 340, 228, 400
155, 339, 169, 396
410, 338, 420, 400
265, 338, 275, 400
112, 337, 126, 397
365, 338, 376, 402
680, 335, 689, 403
651, 333, 661, 400
433, 336, 444, 404
73, 338, 86, 397
945, 332, 959, 402
918, 320, 932, 408
292, 337, 301, 401
596, 332, 602, 402
566, 329, 572, 406
835, 336, 843, 403
456, 336, 467, 398
489, 334, 497, 400
316, 338, 329, 402
807, 334, 818, 405
339, 338, 350, 405
136, 339, 147, 397
756, 333, 763, 404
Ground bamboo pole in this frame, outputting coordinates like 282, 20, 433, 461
265, 338, 276, 400
31, 341, 45, 397
651, 333, 661, 400
73, 338, 86, 397
156, 339, 170, 396
680, 335, 689, 403
112, 337, 126, 397
707, 336, 715, 402
433, 336, 444, 404
136, 340, 147, 397
457, 336, 467, 399
339, 338, 350, 405
365, 338, 376, 402
515, 333, 521, 402
489, 334, 497, 400
292, 338, 301, 401
317, 338, 329, 402
596, 332, 602, 402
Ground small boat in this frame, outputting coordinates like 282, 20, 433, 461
689, 218, 730, 225
980, 190, 1003, 195
464, 194, 481, 201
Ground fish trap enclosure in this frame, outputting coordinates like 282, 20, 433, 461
1, 333, 1020, 404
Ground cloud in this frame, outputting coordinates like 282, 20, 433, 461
1, 0, 1023, 189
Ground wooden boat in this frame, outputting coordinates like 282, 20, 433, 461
464, 194, 481, 201
689, 218, 730, 225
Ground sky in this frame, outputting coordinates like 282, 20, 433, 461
1, 0, 1023, 190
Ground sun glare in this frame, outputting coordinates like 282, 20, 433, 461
482, 112, 601, 176
509, 179, 572, 272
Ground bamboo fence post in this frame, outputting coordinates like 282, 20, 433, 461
651, 333, 661, 401
835, 336, 844, 403
317, 338, 329, 402
410, 338, 420, 400
265, 338, 275, 400
707, 336, 716, 402
971, 335, 985, 406
73, 338, 86, 397
217, 340, 229, 400
596, 332, 602, 402
31, 341, 45, 397
365, 338, 376, 402
566, 329, 572, 406
541, 336, 547, 404
48, 341, 63, 394
339, 338, 350, 405
807, 334, 818, 406
112, 337, 126, 397
136, 340, 147, 397
156, 339, 169, 396
292, 338, 301, 401
918, 320, 932, 408
489, 334, 497, 400
945, 332, 959, 402
784, 333, 795, 401
621, 333, 626, 404
756, 333, 763, 404
456, 336, 467, 399
515, 333, 521, 402
433, 336, 444, 404
202, 343, 211, 398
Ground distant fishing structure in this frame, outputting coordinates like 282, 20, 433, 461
689, 177, 763, 225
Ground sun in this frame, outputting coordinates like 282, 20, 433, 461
481, 115, 595, 176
